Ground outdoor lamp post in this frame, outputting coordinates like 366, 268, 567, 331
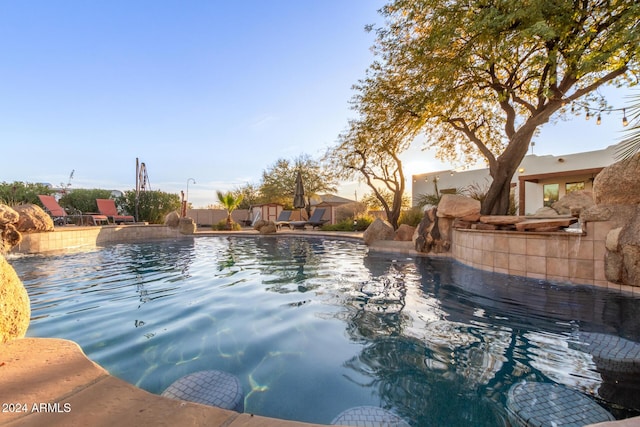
185, 178, 196, 217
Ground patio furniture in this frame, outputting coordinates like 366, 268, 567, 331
38, 195, 108, 226
306, 208, 329, 229
275, 210, 293, 229
96, 199, 135, 224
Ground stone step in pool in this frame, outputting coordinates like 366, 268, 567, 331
506, 382, 614, 427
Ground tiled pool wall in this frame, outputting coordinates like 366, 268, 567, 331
13, 224, 187, 253
11, 221, 637, 295
451, 220, 640, 294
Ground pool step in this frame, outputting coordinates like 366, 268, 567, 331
161, 370, 245, 413
571, 332, 640, 374
506, 382, 614, 427
331, 406, 411, 427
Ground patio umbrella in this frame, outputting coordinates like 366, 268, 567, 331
293, 170, 306, 220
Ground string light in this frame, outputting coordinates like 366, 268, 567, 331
570, 101, 631, 126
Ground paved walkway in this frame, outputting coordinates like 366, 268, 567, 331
0, 338, 325, 427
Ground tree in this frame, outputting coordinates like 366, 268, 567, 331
216, 191, 243, 229
351, 0, 639, 215
260, 154, 338, 218
325, 118, 409, 229
233, 182, 263, 210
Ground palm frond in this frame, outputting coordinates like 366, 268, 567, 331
616, 92, 640, 161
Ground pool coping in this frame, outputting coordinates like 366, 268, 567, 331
3, 228, 639, 427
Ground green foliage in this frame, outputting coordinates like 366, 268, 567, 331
119, 190, 181, 224
58, 189, 113, 213
216, 191, 243, 229
321, 215, 373, 232
0, 181, 55, 206
212, 219, 242, 231
344, 0, 639, 215
415, 192, 443, 208
398, 207, 423, 227
233, 182, 263, 210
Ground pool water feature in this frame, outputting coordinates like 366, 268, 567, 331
9, 236, 640, 426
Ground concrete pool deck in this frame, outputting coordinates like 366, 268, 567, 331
2, 229, 639, 426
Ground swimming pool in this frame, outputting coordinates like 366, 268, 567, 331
8, 236, 640, 426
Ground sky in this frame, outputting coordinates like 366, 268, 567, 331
0, 1, 636, 208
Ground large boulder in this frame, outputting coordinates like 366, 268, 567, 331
164, 211, 181, 228
592, 154, 640, 287
253, 219, 276, 234
437, 194, 481, 220
1, 224, 22, 251
616, 206, 640, 286
363, 218, 395, 245
0, 204, 19, 226
593, 153, 640, 205
0, 254, 30, 343
0, 204, 22, 252
413, 207, 451, 253
178, 217, 196, 235
394, 224, 415, 241
552, 190, 595, 216
13, 204, 54, 232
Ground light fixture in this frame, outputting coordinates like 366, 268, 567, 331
518, 167, 525, 173
623, 109, 628, 127
596, 113, 601, 125
186, 178, 196, 207
585, 109, 590, 120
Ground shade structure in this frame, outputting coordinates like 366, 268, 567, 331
293, 170, 305, 211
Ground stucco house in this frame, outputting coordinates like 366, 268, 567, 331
412, 143, 621, 215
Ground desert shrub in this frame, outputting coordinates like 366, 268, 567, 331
212, 219, 242, 231
321, 214, 373, 232
119, 190, 181, 224
398, 207, 423, 227
0, 181, 55, 206
59, 189, 113, 213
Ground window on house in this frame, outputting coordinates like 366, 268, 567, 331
565, 182, 585, 193
543, 184, 559, 207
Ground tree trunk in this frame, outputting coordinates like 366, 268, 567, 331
481, 131, 534, 215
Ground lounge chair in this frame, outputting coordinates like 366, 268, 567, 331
96, 198, 135, 224
275, 210, 293, 229
305, 208, 329, 229
38, 195, 108, 226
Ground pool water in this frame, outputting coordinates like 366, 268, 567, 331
8, 236, 640, 426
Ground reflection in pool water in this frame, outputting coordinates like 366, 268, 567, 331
9, 236, 640, 426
